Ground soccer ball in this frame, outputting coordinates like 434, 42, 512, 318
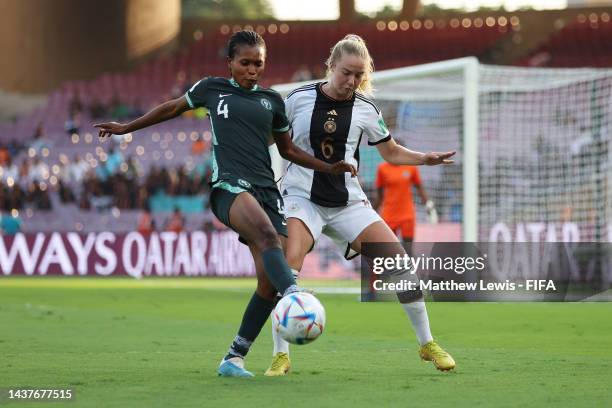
273, 292, 325, 345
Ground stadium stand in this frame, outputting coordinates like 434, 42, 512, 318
4, 16, 611, 235
519, 13, 612, 67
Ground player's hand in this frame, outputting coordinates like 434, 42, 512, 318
94, 122, 128, 138
422, 151, 455, 165
329, 160, 358, 177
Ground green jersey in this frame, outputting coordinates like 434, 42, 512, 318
185, 77, 289, 188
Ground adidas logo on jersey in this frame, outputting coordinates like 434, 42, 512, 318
327, 109, 338, 116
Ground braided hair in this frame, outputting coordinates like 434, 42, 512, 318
227, 30, 266, 59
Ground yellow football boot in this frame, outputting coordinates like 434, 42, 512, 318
419, 341, 456, 371
264, 352, 291, 376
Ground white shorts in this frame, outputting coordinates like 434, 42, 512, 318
284, 195, 383, 259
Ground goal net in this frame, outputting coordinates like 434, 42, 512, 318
274, 58, 612, 244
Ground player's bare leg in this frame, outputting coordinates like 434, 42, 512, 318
229, 193, 298, 296
265, 217, 313, 376
352, 221, 455, 371
218, 193, 297, 378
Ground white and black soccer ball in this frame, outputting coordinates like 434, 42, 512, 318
273, 292, 325, 345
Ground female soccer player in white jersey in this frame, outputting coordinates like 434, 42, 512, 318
266, 34, 456, 376
95, 31, 356, 378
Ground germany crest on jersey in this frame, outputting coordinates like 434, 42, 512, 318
281, 82, 391, 207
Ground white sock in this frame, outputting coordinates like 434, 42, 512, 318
271, 268, 298, 355
402, 300, 434, 346
272, 320, 290, 355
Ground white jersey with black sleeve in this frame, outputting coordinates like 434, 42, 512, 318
280, 82, 391, 207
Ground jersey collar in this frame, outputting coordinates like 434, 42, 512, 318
229, 77, 259, 91
318, 82, 355, 102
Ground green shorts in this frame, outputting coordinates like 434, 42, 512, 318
210, 178, 288, 245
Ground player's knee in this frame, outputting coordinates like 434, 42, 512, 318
396, 289, 423, 303
255, 226, 280, 251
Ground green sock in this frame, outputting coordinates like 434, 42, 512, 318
225, 292, 276, 360
261, 247, 297, 295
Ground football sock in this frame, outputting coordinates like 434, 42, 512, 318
261, 247, 296, 294
225, 335, 251, 361
224, 292, 276, 360
272, 323, 290, 355
271, 268, 298, 355
402, 299, 434, 346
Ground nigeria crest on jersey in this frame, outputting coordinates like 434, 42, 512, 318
260, 98, 272, 110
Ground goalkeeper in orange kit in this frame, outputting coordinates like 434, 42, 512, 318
375, 162, 438, 253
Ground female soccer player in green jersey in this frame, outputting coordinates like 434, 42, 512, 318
95, 30, 356, 378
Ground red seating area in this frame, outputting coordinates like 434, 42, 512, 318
0, 19, 515, 143
519, 13, 612, 67
190, 19, 513, 84
62, 19, 515, 100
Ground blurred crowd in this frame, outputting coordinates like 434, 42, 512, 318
0, 68, 328, 235
0, 147, 212, 213
0, 89, 215, 235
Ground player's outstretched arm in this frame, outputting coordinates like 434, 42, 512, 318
376, 138, 455, 166
94, 96, 191, 137
274, 132, 357, 176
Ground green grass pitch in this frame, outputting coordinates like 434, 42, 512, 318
0, 278, 611, 407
